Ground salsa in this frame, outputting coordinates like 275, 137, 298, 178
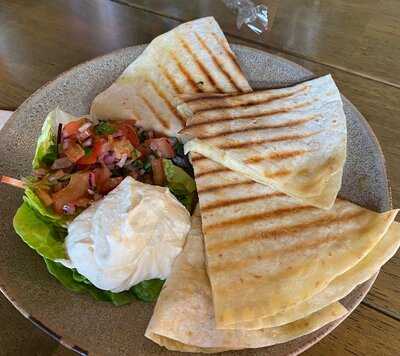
29, 118, 192, 216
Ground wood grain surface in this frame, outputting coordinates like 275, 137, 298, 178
123, 0, 400, 87
0, 0, 399, 355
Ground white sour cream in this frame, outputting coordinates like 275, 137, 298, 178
64, 176, 191, 292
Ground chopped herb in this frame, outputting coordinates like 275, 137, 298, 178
143, 160, 152, 172
95, 121, 116, 135
83, 147, 92, 156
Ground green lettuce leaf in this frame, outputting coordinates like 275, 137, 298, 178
32, 108, 76, 169
13, 202, 67, 260
132, 279, 165, 302
44, 259, 163, 305
163, 159, 196, 211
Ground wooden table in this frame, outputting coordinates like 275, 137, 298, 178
1, 0, 399, 354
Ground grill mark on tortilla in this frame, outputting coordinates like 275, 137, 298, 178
204, 205, 315, 233
191, 85, 308, 114
194, 32, 240, 92
192, 116, 316, 139
195, 167, 231, 178
211, 220, 367, 286
148, 80, 185, 126
245, 150, 309, 164
169, 51, 202, 93
212, 32, 244, 80
206, 208, 363, 254
217, 131, 320, 150
197, 180, 255, 194
178, 36, 222, 92
185, 101, 312, 129
181, 93, 230, 103
264, 170, 291, 178
160, 66, 182, 94
139, 95, 170, 129
190, 155, 207, 163
201, 192, 286, 212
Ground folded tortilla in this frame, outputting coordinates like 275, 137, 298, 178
180, 75, 346, 209
190, 155, 398, 328
145, 210, 347, 352
225, 221, 400, 330
90, 17, 251, 136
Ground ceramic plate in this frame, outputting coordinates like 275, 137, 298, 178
0, 44, 391, 355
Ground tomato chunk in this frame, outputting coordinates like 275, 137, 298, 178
149, 138, 175, 158
64, 141, 85, 162
77, 140, 103, 165
99, 177, 123, 194
52, 172, 89, 213
151, 158, 165, 186
119, 124, 140, 147
63, 118, 86, 138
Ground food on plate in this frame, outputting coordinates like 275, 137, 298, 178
90, 17, 251, 137
225, 221, 400, 330
190, 155, 398, 328
62, 177, 190, 292
12, 108, 195, 304
145, 210, 347, 351
180, 75, 346, 209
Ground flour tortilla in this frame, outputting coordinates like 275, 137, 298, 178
225, 221, 400, 330
90, 17, 251, 136
190, 155, 397, 328
145, 210, 347, 352
180, 75, 346, 209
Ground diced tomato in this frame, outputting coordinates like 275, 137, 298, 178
119, 124, 140, 147
137, 143, 151, 157
99, 177, 123, 194
149, 137, 175, 158
62, 118, 86, 138
72, 197, 91, 208
77, 140, 103, 165
112, 137, 134, 159
52, 172, 89, 213
151, 158, 165, 186
64, 141, 85, 162
94, 164, 112, 190
36, 188, 53, 207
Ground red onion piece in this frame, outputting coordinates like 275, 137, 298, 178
88, 172, 96, 189
103, 152, 115, 165
77, 129, 91, 142
117, 153, 128, 168
112, 130, 124, 139
63, 139, 71, 150
33, 168, 47, 178
78, 122, 92, 132
62, 203, 76, 215
51, 157, 73, 170
82, 137, 93, 147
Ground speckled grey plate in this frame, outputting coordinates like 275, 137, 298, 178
0, 44, 391, 356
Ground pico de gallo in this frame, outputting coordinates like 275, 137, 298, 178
28, 117, 194, 217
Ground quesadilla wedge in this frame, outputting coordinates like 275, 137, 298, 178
180, 75, 347, 209
90, 17, 251, 137
145, 210, 347, 352
190, 155, 397, 328
224, 221, 400, 330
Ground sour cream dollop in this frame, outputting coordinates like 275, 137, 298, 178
65, 176, 191, 292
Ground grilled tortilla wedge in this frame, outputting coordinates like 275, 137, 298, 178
145, 210, 347, 352
224, 221, 400, 329
180, 75, 346, 209
90, 17, 251, 136
190, 155, 397, 328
